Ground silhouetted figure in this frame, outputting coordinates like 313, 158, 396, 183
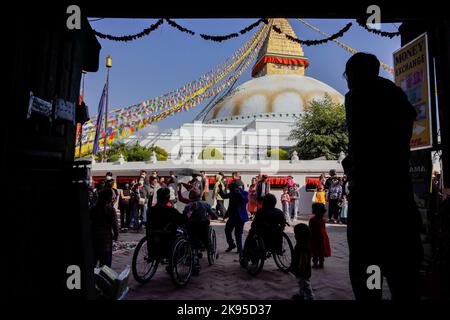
90, 188, 119, 268
290, 223, 313, 300
343, 52, 423, 300
250, 193, 286, 253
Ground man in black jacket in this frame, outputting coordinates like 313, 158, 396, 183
344, 52, 423, 301
219, 182, 248, 254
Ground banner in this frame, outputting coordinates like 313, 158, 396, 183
93, 84, 107, 155
393, 33, 433, 150
410, 150, 433, 210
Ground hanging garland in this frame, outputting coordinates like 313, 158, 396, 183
239, 19, 268, 34
93, 19, 164, 42
200, 33, 239, 42
165, 18, 268, 42
92, 18, 268, 43
356, 18, 400, 38
272, 22, 353, 46
199, 18, 268, 42
165, 18, 195, 35
296, 18, 394, 75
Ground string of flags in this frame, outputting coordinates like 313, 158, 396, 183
84, 23, 263, 130
75, 23, 270, 157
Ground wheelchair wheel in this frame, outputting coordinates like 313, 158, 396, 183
242, 232, 265, 276
273, 232, 294, 272
207, 227, 218, 266
169, 236, 193, 287
132, 236, 159, 284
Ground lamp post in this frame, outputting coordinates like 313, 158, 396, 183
103, 55, 112, 162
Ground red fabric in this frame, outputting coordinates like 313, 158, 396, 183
247, 184, 258, 213
309, 216, 331, 257
306, 178, 320, 185
252, 55, 310, 76
92, 177, 102, 184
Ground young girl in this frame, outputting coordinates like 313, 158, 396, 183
247, 177, 258, 219
308, 203, 331, 268
281, 188, 291, 222
312, 184, 326, 205
290, 223, 313, 300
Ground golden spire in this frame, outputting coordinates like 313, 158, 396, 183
252, 18, 309, 77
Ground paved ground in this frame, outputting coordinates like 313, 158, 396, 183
112, 218, 357, 300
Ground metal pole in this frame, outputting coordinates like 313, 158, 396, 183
103, 68, 109, 162
103, 55, 112, 162
78, 71, 86, 158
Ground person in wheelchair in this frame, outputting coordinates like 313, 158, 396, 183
146, 188, 187, 260
249, 193, 287, 254
182, 188, 217, 275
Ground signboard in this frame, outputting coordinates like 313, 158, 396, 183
409, 150, 433, 209
55, 98, 75, 124
393, 33, 433, 150
27, 92, 52, 119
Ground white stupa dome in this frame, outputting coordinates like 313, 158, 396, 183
203, 74, 344, 125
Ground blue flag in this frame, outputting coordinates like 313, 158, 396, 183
93, 83, 107, 155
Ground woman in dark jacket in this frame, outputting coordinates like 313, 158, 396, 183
90, 188, 119, 267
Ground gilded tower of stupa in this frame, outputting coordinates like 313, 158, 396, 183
252, 18, 310, 77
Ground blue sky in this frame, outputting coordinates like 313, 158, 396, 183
83, 18, 400, 133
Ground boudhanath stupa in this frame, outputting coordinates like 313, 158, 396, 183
124, 18, 343, 161
92, 18, 345, 213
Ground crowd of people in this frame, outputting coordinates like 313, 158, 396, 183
312, 169, 349, 224
86, 52, 434, 301
86, 169, 341, 269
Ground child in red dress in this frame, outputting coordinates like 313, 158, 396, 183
308, 203, 331, 268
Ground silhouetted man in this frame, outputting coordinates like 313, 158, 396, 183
343, 52, 423, 301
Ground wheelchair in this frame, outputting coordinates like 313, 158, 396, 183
131, 225, 217, 287
240, 225, 294, 276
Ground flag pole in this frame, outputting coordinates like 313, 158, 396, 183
103, 55, 112, 162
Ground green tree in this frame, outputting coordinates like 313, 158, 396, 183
198, 147, 224, 160
267, 148, 289, 160
95, 142, 168, 162
288, 94, 348, 160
